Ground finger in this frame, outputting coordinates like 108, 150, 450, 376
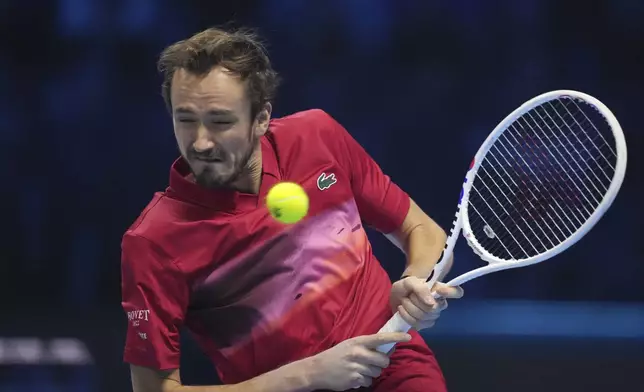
409, 292, 434, 313
403, 277, 434, 305
410, 293, 447, 321
356, 364, 384, 378
417, 319, 436, 330
421, 308, 442, 321
357, 375, 373, 388
349, 347, 391, 368
400, 297, 427, 321
433, 283, 464, 299
349, 373, 372, 389
357, 332, 412, 348
397, 305, 419, 328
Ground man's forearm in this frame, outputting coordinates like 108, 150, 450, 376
385, 199, 452, 281
166, 361, 312, 392
135, 360, 313, 392
401, 219, 450, 281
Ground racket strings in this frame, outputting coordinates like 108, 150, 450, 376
544, 99, 616, 167
480, 138, 585, 257
500, 131, 591, 224
562, 101, 616, 154
569, 101, 617, 161
477, 139, 582, 255
506, 122, 596, 222
479, 162, 566, 247
485, 142, 574, 239
466, 201, 520, 258
470, 165, 576, 259
472, 159, 560, 256
523, 110, 617, 181
475, 162, 562, 248
467, 97, 618, 260
532, 100, 615, 201
469, 185, 533, 258
556, 100, 617, 172
539, 103, 614, 188
476, 101, 616, 258
481, 121, 608, 257
476, 104, 615, 258
470, 169, 567, 259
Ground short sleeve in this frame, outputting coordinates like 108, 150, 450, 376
121, 233, 188, 370
318, 110, 411, 233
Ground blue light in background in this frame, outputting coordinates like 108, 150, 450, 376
423, 300, 644, 339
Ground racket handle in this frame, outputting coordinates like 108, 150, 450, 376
374, 229, 458, 353
375, 276, 443, 354
375, 312, 412, 353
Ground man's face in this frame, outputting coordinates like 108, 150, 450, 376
170, 67, 268, 189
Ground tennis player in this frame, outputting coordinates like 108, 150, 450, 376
121, 27, 463, 392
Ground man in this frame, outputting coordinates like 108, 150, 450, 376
121, 27, 463, 392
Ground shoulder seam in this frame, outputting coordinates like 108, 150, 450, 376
129, 194, 166, 232
124, 231, 184, 273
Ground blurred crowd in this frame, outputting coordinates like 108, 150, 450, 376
0, 0, 642, 313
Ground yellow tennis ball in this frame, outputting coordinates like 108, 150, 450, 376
266, 182, 309, 224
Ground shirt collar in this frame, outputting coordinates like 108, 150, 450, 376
167, 134, 280, 211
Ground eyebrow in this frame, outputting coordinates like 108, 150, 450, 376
174, 107, 235, 116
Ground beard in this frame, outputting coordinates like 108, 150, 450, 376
188, 133, 258, 190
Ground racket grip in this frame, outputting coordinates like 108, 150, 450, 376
375, 312, 412, 353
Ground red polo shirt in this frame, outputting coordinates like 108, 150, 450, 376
121, 109, 413, 383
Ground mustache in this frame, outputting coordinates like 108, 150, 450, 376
188, 148, 224, 161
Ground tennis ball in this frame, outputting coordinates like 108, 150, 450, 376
266, 182, 309, 224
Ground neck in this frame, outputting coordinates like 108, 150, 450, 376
229, 146, 263, 194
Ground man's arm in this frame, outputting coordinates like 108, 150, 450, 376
385, 198, 452, 281
385, 198, 463, 330
121, 233, 188, 371
314, 110, 452, 280
130, 364, 310, 392
130, 332, 413, 392
314, 109, 461, 329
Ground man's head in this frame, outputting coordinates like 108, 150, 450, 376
158, 27, 280, 189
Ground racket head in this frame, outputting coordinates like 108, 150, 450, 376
459, 90, 626, 266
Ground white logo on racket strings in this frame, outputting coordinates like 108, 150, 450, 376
483, 225, 496, 239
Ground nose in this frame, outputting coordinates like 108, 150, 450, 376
193, 124, 215, 152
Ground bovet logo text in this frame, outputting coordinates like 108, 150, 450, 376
127, 309, 150, 327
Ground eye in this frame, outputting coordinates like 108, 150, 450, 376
178, 118, 196, 123
212, 120, 233, 125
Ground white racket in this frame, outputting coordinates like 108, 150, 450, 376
377, 90, 627, 353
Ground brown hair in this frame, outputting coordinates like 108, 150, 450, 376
158, 27, 280, 118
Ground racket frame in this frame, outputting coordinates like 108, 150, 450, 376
456, 89, 627, 285
376, 90, 626, 353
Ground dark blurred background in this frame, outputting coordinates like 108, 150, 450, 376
0, 1, 642, 391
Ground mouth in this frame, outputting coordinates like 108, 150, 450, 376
194, 157, 223, 163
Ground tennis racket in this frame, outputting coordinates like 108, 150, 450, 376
377, 89, 627, 353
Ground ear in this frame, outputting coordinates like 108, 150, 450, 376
254, 102, 273, 136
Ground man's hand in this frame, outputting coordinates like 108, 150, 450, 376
302, 332, 411, 391
390, 277, 463, 330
